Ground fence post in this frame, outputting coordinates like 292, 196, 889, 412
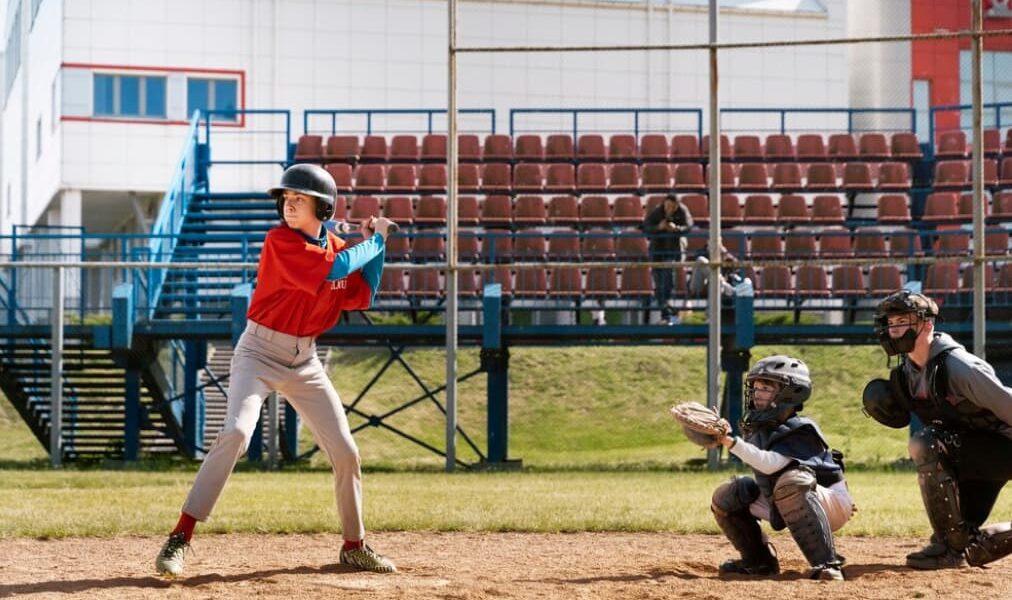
50, 266, 65, 468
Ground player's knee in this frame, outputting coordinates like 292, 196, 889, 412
772, 467, 816, 505
328, 444, 362, 473
214, 427, 251, 455
712, 476, 759, 516
908, 427, 943, 465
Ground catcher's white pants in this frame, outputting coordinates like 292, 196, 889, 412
749, 481, 855, 532
181, 321, 365, 541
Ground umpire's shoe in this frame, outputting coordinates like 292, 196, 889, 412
906, 539, 966, 570
155, 532, 190, 576
340, 544, 397, 573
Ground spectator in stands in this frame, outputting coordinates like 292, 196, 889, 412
155, 164, 397, 577
862, 290, 1012, 570
689, 244, 747, 299
643, 193, 693, 325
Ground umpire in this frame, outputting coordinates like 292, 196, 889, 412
643, 193, 693, 325
863, 290, 1012, 569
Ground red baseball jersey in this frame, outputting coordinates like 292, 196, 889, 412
247, 226, 373, 337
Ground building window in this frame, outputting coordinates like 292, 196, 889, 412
93, 74, 167, 119
187, 78, 238, 122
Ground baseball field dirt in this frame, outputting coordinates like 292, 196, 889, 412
1, 532, 1009, 599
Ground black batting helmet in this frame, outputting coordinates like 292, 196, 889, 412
269, 164, 337, 221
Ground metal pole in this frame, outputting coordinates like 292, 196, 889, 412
50, 266, 64, 468
706, 0, 722, 471
445, 0, 459, 472
267, 392, 279, 469
971, 0, 986, 358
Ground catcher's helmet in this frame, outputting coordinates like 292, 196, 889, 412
874, 290, 938, 356
269, 164, 337, 221
742, 355, 812, 431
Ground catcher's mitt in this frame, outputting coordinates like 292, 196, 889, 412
670, 402, 731, 449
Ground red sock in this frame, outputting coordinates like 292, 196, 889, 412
343, 539, 364, 551
171, 513, 198, 543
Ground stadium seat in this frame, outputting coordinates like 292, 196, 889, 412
842, 163, 875, 192
547, 195, 580, 225
868, 265, 903, 295
481, 229, 513, 262
354, 164, 385, 193
923, 263, 961, 296
615, 231, 649, 260
420, 134, 447, 162
577, 134, 607, 162
482, 268, 514, 297
776, 194, 810, 225
674, 163, 706, 192
585, 267, 619, 298
733, 135, 763, 161
957, 192, 990, 222
749, 228, 784, 259
641, 163, 673, 192
878, 162, 911, 191
796, 266, 830, 298
811, 195, 845, 225
579, 196, 612, 225
385, 164, 417, 193
718, 163, 737, 187
997, 263, 1012, 292
678, 194, 709, 226
831, 265, 866, 297
325, 135, 359, 163
608, 135, 637, 163
458, 196, 481, 225
805, 163, 838, 192
550, 267, 583, 298
986, 158, 999, 187
888, 228, 923, 257
784, 229, 817, 259
378, 269, 406, 298
512, 163, 544, 193
360, 135, 388, 162
349, 196, 381, 224
332, 196, 349, 222
933, 227, 970, 256
721, 194, 743, 227
1000, 157, 1012, 188
384, 231, 410, 261
984, 128, 1002, 157
582, 229, 616, 259
389, 135, 419, 162
890, 132, 923, 160
859, 133, 891, 160
994, 191, 1012, 220
295, 135, 324, 161
876, 194, 911, 224
742, 195, 776, 225
853, 227, 888, 257
797, 134, 828, 161
772, 163, 803, 193
961, 263, 996, 291
458, 134, 482, 162
480, 195, 513, 227
758, 266, 793, 297
547, 230, 581, 260
514, 134, 544, 162
383, 196, 414, 224
457, 231, 481, 262
608, 163, 640, 193
414, 196, 446, 225
483, 134, 513, 162
545, 164, 577, 194
456, 269, 479, 297
936, 131, 968, 159
828, 134, 858, 160
764, 134, 795, 161
818, 226, 853, 258
619, 267, 654, 298
481, 163, 512, 194
736, 164, 769, 192
576, 163, 608, 194
457, 164, 480, 193
514, 232, 547, 260
325, 164, 353, 193
922, 192, 959, 223
701, 134, 732, 160
408, 269, 443, 298
514, 195, 547, 226
670, 134, 701, 161
986, 229, 1009, 255
613, 196, 644, 225
934, 160, 969, 191
545, 134, 575, 162
640, 134, 670, 162
418, 164, 447, 193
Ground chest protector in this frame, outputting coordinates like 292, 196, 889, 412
893, 349, 1007, 434
747, 416, 844, 502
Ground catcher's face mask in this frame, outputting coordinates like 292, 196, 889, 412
874, 290, 938, 356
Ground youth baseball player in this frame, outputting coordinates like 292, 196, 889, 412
155, 163, 397, 576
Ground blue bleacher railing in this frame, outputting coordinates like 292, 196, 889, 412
202, 108, 293, 165
303, 109, 497, 136
928, 101, 1012, 153
719, 107, 917, 136
509, 108, 704, 142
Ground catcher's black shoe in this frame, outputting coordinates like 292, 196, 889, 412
906, 540, 966, 570
718, 551, 780, 577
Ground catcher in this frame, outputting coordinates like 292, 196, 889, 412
672, 355, 854, 580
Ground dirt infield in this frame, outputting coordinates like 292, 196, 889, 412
1, 532, 1009, 599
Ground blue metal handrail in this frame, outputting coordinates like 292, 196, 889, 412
719, 107, 917, 135
509, 108, 703, 141
303, 108, 497, 136
927, 101, 1012, 154
202, 108, 293, 165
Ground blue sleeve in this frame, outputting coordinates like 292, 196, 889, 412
327, 233, 386, 281
361, 247, 386, 304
